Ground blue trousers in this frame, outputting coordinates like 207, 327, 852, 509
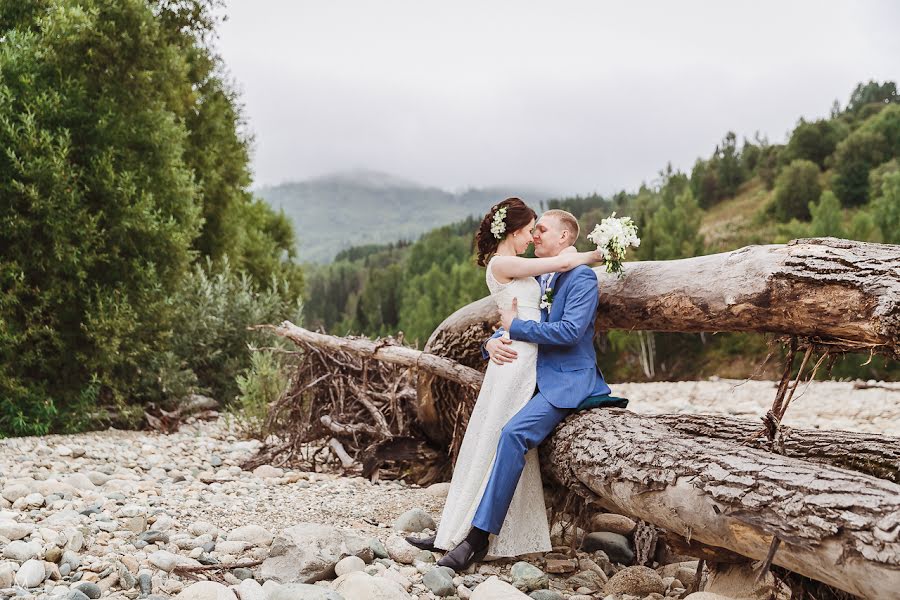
471, 392, 573, 534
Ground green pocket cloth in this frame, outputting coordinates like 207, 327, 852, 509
575, 394, 629, 411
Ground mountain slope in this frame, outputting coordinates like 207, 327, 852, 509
257, 169, 553, 262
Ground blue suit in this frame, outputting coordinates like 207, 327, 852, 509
472, 265, 611, 535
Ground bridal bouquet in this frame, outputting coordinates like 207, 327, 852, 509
587, 213, 640, 277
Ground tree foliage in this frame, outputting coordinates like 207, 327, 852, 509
0, 0, 302, 435
773, 160, 822, 221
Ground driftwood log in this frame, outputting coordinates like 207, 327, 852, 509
417, 237, 900, 446
542, 409, 900, 599
651, 413, 900, 483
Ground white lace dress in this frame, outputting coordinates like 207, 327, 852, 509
433, 256, 551, 557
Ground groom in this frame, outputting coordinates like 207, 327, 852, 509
433, 209, 612, 570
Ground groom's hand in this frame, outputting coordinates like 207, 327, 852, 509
500, 297, 518, 331
486, 336, 517, 365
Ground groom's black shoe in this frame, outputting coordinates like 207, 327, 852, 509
436, 539, 488, 571
404, 533, 438, 551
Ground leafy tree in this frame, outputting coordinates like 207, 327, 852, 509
784, 118, 848, 169
808, 191, 845, 238
871, 171, 900, 244
0, 0, 303, 434
690, 159, 720, 209
715, 131, 744, 198
773, 160, 821, 221
847, 80, 898, 113
644, 189, 705, 260
833, 104, 900, 205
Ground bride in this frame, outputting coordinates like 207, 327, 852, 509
407, 197, 600, 559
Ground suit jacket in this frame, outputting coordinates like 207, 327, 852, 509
484, 265, 611, 408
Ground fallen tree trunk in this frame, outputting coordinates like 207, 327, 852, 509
650, 413, 900, 483
542, 409, 900, 599
418, 237, 900, 445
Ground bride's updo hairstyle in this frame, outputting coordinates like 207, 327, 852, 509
475, 197, 537, 267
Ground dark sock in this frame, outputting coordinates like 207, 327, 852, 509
464, 526, 489, 549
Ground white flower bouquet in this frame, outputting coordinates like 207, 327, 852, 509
586, 213, 640, 277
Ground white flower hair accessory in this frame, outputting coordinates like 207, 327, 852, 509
490, 206, 508, 239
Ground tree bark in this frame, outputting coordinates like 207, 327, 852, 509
542, 409, 900, 599
649, 413, 900, 483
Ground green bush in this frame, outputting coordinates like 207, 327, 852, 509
232, 348, 291, 440
784, 118, 848, 169
161, 258, 303, 408
871, 170, 900, 244
773, 160, 821, 221
808, 191, 846, 238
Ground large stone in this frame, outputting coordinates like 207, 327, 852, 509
566, 569, 606, 592
260, 522, 373, 583
14, 559, 46, 588
581, 532, 634, 564
657, 561, 698, 588
61, 474, 96, 491
684, 594, 734, 600
269, 583, 344, 599
253, 465, 284, 479
173, 581, 238, 600
227, 525, 274, 547
0, 563, 15, 587
334, 556, 366, 577
1, 483, 31, 502
604, 565, 665, 596
72, 581, 102, 599
237, 578, 266, 600
148, 550, 200, 573
471, 576, 531, 599
4, 539, 42, 561
0, 522, 34, 540
333, 571, 409, 599
392, 508, 435, 533
383, 536, 420, 565
423, 566, 456, 597
511, 561, 548, 592
589, 513, 636, 536
425, 483, 450, 498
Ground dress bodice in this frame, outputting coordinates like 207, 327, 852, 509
486, 256, 542, 322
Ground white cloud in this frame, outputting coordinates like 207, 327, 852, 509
214, 0, 900, 195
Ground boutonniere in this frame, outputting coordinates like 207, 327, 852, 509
539, 286, 555, 311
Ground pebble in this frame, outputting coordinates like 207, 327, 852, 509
604, 565, 666, 596
393, 508, 436, 533
423, 566, 456, 596
511, 561, 548, 592
14, 559, 46, 587
0, 383, 889, 600
72, 581, 102, 599
335, 556, 366, 577
227, 524, 274, 546
581, 532, 634, 564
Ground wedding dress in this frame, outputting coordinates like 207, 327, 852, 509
433, 256, 551, 557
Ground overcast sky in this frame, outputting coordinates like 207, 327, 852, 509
213, 1, 899, 196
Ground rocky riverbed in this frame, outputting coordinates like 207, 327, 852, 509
0, 379, 896, 600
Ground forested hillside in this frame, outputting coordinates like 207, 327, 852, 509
304, 80, 900, 382
257, 170, 553, 262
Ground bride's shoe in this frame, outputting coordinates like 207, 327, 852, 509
404, 533, 437, 551
436, 539, 488, 571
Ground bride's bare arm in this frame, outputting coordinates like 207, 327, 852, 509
492, 249, 601, 281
